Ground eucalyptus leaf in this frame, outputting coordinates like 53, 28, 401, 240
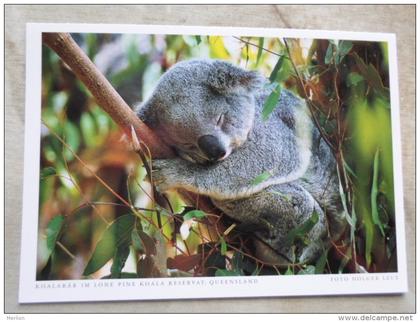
110, 244, 131, 278
324, 43, 335, 65
298, 265, 316, 275
285, 212, 319, 246
46, 215, 65, 255
371, 149, 385, 236
220, 237, 227, 256
269, 56, 284, 83
346, 72, 364, 87
365, 223, 374, 267
62, 122, 81, 161
80, 112, 97, 147
262, 83, 281, 121
250, 171, 272, 186
315, 250, 328, 274
131, 230, 145, 254
83, 214, 135, 276
256, 37, 264, 66
40, 167, 56, 179
270, 190, 292, 202
354, 53, 390, 100
183, 209, 206, 221
215, 269, 241, 277
195, 35, 201, 45
336, 40, 353, 63
284, 266, 294, 275
343, 160, 357, 178
101, 272, 138, 279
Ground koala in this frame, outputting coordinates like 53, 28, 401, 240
137, 59, 346, 265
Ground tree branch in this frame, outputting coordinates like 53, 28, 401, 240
42, 32, 174, 159
42, 32, 216, 213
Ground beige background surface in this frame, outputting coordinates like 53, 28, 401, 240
5, 4, 415, 313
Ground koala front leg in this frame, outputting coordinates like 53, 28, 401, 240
213, 182, 328, 264
152, 158, 243, 198
151, 158, 197, 192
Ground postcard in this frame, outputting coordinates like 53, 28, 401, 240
19, 23, 407, 303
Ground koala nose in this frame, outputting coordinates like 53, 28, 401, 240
197, 135, 227, 161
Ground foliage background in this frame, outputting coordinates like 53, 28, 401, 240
38, 32, 396, 280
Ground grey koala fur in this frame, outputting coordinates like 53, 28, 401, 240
137, 59, 346, 264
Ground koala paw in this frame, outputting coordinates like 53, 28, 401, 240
151, 159, 193, 192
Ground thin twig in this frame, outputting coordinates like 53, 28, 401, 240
232, 36, 288, 59
283, 38, 335, 152
42, 32, 173, 158
44, 122, 189, 255
56, 241, 77, 260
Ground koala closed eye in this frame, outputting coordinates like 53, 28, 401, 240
216, 114, 225, 127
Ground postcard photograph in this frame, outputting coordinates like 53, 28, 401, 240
19, 24, 407, 303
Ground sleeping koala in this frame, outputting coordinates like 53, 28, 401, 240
137, 59, 345, 264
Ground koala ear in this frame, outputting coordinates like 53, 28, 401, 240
208, 60, 265, 94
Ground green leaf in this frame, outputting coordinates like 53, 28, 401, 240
195, 35, 201, 45
336, 40, 353, 63
40, 167, 56, 179
131, 230, 145, 254
346, 72, 364, 87
83, 214, 135, 276
285, 212, 319, 246
209, 36, 230, 59
215, 269, 241, 277
62, 122, 81, 161
250, 171, 272, 186
110, 244, 131, 278
354, 53, 390, 100
343, 160, 357, 178
85, 34, 98, 60
350, 197, 357, 243
38, 255, 53, 280
262, 83, 281, 121
101, 272, 138, 279
51, 92, 68, 113
183, 209, 206, 221
80, 112, 97, 147
269, 56, 284, 83
284, 266, 294, 275
338, 40, 353, 54
220, 237, 227, 256
127, 40, 140, 66
270, 190, 292, 202
298, 265, 316, 275
365, 223, 374, 267
315, 250, 328, 274
231, 252, 243, 271
371, 149, 385, 236
46, 215, 65, 256
324, 43, 335, 64
337, 166, 352, 228
256, 37, 264, 66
